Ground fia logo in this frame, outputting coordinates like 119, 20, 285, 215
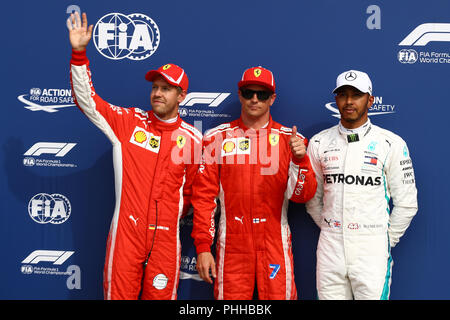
398, 49, 418, 64
93, 13, 160, 60
28, 193, 72, 224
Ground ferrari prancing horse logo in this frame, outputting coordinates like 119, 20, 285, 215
269, 133, 279, 146
177, 135, 186, 148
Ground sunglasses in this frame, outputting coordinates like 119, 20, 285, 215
240, 89, 273, 101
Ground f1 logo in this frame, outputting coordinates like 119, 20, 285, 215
24, 142, 76, 157
22, 250, 74, 265
180, 92, 230, 107
399, 23, 450, 46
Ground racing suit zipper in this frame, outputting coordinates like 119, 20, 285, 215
139, 200, 158, 299
143, 130, 163, 269
250, 135, 255, 249
139, 128, 169, 297
249, 139, 257, 290
143, 129, 165, 267
144, 200, 158, 269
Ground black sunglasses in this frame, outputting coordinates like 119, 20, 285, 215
240, 88, 273, 101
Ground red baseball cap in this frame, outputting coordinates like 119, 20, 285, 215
238, 66, 275, 92
145, 63, 189, 91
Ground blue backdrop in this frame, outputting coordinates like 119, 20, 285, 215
1, 0, 449, 300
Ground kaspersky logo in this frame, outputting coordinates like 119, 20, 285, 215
398, 23, 450, 64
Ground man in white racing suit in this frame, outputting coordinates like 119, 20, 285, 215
306, 70, 418, 300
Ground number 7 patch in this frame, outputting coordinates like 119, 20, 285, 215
269, 264, 280, 279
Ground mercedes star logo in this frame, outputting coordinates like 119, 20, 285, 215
345, 72, 357, 81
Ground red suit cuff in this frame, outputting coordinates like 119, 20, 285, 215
195, 243, 211, 255
292, 153, 310, 166
70, 49, 88, 65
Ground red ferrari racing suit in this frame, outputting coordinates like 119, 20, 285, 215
191, 117, 317, 299
70, 49, 202, 299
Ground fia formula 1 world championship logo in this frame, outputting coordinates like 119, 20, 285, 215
93, 13, 160, 60
398, 23, 450, 64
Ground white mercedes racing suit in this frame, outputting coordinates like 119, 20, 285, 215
306, 119, 418, 300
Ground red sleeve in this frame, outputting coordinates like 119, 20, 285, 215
181, 135, 202, 218
70, 49, 89, 66
191, 134, 221, 254
70, 49, 135, 142
288, 138, 317, 203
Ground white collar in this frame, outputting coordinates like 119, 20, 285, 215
154, 113, 178, 123
338, 119, 371, 135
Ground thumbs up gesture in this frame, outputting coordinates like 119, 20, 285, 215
289, 126, 306, 160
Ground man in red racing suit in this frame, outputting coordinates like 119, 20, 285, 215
191, 66, 317, 299
68, 12, 201, 299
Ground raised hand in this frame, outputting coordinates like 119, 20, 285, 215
66, 11, 93, 51
289, 125, 306, 160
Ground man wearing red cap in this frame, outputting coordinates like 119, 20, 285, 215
67, 12, 202, 299
191, 66, 317, 299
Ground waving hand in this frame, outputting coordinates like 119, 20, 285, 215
66, 12, 93, 51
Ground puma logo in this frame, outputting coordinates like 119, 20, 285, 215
234, 216, 244, 224
129, 215, 139, 226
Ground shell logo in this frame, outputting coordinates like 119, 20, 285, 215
223, 141, 235, 153
134, 130, 148, 143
